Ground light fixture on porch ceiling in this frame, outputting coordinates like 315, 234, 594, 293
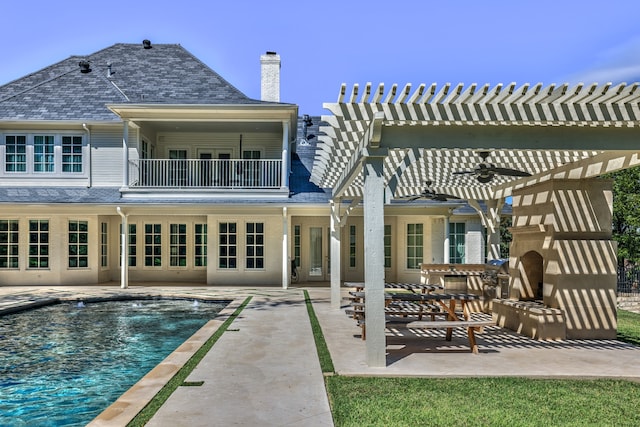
453, 151, 531, 183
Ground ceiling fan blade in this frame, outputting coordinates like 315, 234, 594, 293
453, 170, 474, 175
435, 193, 460, 200
491, 167, 532, 177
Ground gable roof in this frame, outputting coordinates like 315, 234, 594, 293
0, 42, 287, 122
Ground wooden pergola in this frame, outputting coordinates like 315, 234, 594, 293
312, 82, 640, 366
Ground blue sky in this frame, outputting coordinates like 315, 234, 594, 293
2, 0, 640, 115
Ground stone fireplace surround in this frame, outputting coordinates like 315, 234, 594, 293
493, 178, 617, 340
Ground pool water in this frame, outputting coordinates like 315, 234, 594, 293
0, 298, 227, 426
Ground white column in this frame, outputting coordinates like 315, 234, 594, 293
116, 207, 128, 289
330, 200, 342, 309
363, 156, 386, 367
282, 207, 289, 289
122, 120, 129, 188
281, 121, 289, 189
469, 199, 504, 260
444, 215, 450, 264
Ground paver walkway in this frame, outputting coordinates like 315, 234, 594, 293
147, 291, 334, 426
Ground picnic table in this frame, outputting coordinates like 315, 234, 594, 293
345, 288, 494, 353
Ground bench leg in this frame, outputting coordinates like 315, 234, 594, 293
467, 327, 479, 354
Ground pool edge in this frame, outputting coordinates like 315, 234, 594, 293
86, 297, 243, 427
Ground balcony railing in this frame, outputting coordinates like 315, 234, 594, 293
128, 159, 282, 189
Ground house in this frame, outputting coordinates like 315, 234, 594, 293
0, 41, 488, 288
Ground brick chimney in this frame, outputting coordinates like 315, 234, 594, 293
260, 51, 280, 102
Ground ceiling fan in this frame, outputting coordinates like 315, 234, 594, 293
399, 181, 461, 202
453, 151, 531, 183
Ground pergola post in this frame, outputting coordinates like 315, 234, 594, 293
363, 155, 386, 367
469, 199, 504, 260
330, 200, 342, 309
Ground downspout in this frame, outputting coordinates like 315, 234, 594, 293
116, 207, 129, 289
82, 123, 91, 187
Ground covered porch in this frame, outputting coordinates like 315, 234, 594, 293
313, 81, 640, 366
107, 104, 298, 197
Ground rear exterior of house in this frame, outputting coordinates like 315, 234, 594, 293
0, 41, 486, 287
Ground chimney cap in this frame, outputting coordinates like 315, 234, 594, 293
266, 51, 277, 55
143, 39, 152, 49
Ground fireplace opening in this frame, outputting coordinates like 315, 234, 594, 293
520, 251, 543, 301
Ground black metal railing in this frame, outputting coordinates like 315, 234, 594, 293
618, 265, 640, 294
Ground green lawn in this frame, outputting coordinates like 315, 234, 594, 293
321, 309, 640, 427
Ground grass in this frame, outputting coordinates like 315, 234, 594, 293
303, 289, 335, 373
127, 296, 252, 427
617, 308, 640, 346
326, 376, 640, 426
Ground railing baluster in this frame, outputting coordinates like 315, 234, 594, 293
128, 158, 282, 189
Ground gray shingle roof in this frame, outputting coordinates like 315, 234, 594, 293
0, 42, 287, 122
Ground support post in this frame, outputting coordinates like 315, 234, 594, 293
116, 207, 128, 289
282, 207, 289, 289
444, 215, 450, 263
469, 199, 504, 260
122, 120, 130, 189
363, 155, 386, 367
281, 121, 290, 189
330, 200, 342, 309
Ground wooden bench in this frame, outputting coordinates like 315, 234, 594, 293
407, 320, 496, 354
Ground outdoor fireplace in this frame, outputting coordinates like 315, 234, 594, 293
493, 178, 618, 340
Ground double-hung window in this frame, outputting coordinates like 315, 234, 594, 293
5, 136, 26, 172
69, 220, 89, 268
34, 135, 55, 172
0, 220, 19, 269
62, 136, 83, 172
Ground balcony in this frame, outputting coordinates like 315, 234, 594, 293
128, 159, 283, 189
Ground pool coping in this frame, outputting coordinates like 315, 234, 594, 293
81, 296, 243, 427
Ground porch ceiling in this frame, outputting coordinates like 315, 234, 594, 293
313, 82, 640, 201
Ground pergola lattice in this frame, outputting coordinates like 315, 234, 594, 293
313, 82, 640, 201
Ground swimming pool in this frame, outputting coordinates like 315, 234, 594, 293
0, 298, 227, 426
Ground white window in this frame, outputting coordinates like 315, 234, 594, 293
5, 135, 26, 172
144, 224, 162, 267
0, 220, 19, 269
62, 136, 83, 172
34, 135, 55, 172
170, 223, 187, 267
449, 222, 466, 263
3, 133, 84, 175
406, 223, 423, 269
245, 222, 264, 269
219, 222, 237, 269
194, 224, 207, 267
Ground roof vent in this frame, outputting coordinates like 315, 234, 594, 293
79, 60, 92, 73
142, 39, 152, 49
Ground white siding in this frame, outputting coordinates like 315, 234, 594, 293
89, 125, 131, 186
157, 132, 281, 159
